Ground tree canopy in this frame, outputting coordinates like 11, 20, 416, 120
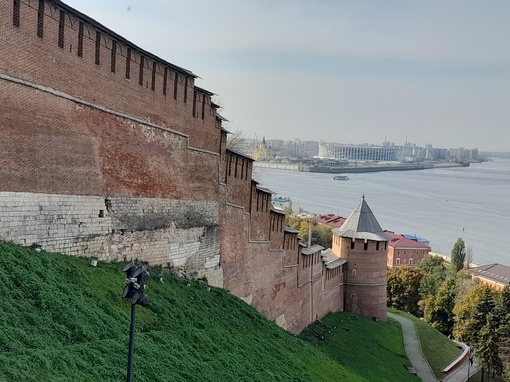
476, 313, 504, 379
497, 287, 510, 380
450, 238, 466, 272
390, 249, 510, 380
387, 266, 425, 316
422, 275, 458, 335
286, 216, 333, 249
226, 129, 248, 154
453, 284, 495, 345
417, 254, 448, 299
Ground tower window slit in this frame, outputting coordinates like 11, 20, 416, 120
139, 56, 144, 86
163, 67, 167, 95
126, 48, 131, 79
37, 0, 44, 38
111, 40, 117, 73
58, 10, 65, 48
174, 72, 178, 99
78, 21, 84, 57
151, 61, 156, 91
95, 31, 101, 65
13, 0, 20, 27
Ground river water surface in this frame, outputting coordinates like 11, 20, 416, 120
254, 158, 510, 266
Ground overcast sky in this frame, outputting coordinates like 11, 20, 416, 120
64, 0, 510, 152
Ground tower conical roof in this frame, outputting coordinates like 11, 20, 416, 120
332, 196, 390, 241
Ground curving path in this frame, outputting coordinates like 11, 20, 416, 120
388, 312, 438, 382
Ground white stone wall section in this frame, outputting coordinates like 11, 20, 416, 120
0, 192, 223, 286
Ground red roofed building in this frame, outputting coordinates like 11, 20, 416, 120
312, 214, 346, 228
386, 231, 430, 268
468, 264, 510, 291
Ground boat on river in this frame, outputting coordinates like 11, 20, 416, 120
333, 175, 349, 180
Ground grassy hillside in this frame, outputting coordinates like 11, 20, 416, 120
0, 242, 417, 381
300, 314, 420, 382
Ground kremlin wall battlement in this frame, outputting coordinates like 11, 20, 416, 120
0, 0, 387, 333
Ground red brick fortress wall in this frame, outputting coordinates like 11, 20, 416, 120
0, 0, 221, 155
0, 0, 223, 284
0, 0, 222, 199
0, 80, 221, 199
1, 0, 353, 335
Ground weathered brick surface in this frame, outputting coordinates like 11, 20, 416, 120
220, 202, 345, 333
224, 151, 253, 211
0, 192, 110, 255
0, 79, 222, 199
249, 186, 272, 241
269, 211, 285, 250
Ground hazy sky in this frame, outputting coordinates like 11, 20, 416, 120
63, 0, 510, 152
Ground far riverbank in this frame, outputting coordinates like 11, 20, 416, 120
254, 160, 469, 174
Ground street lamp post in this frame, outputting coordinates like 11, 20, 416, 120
126, 302, 136, 382
467, 346, 474, 382
467, 355, 470, 381
122, 262, 150, 382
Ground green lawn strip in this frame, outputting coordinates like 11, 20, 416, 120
300, 312, 421, 382
388, 309, 462, 379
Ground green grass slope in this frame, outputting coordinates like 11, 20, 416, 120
300, 313, 421, 382
0, 242, 416, 381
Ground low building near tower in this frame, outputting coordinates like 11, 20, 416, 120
386, 231, 431, 268
312, 214, 346, 228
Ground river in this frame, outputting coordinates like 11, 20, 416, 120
254, 158, 510, 266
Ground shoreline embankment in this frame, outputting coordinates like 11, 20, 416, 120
254, 161, 469, 174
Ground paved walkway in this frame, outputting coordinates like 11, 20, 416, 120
388, 312, 438, 382
388, 313, 481, 382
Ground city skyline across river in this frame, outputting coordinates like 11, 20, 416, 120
254, 157, 510, 266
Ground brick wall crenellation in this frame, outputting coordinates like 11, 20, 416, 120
0, 0, 220, 153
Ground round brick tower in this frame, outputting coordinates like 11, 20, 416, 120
331, 196, 389, 321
